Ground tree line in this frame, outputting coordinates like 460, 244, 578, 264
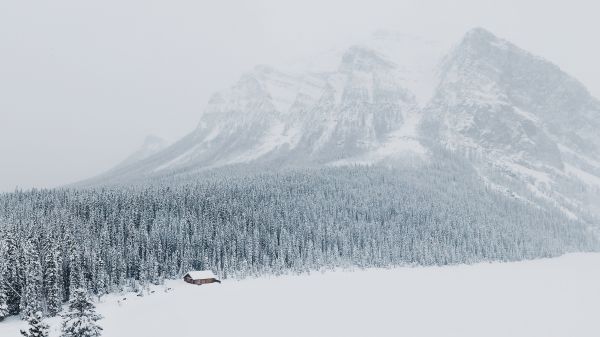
1, 164, 598, 319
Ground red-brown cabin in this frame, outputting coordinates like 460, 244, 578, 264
183, 270, 221, 285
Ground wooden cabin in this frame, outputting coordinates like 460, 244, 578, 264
183, 270, 221, 285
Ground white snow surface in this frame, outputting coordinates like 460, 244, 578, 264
2, 253, 599, 337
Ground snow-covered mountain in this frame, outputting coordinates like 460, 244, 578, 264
425, 28, 600, 219
87, 31, 445, 181
83, 27, 600, 221
159, 45, 425, 169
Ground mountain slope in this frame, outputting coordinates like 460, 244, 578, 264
85, 42, 432, 184
81, 28, 600, 222
425, 28, 600, 219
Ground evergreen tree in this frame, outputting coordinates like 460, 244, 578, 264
21, 241, 43, 318
20, 311, 49, 337
3, 234, 24, 315
61, 288, 102, 337
95, 257, 107, 300
68, 250, 84, 300
0, 247, 11, 321
45, 246, 62, 316
0, 279, 9, 321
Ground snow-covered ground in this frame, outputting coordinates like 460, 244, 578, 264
2, 253, 599, 337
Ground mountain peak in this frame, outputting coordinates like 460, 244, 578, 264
457, 27, 512, 54
339, 46, 393, 73
464, 27, 497, 40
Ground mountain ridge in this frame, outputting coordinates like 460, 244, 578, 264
79, 27, 600, 222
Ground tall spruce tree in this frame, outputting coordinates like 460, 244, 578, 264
21, 240, 43, 318
95, 257, 107, 300
3, 234, 23, 315
0, 279, 9, 321
68, 250, 84, 300
0, 247, 11, 321
61, 288, 102, 337
45, 246, 62, 316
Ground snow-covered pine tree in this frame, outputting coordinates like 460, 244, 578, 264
0, 244, 11, 321
20, 311, 49, 337
147, 254, 160, 286
95, 256, 107, 300
68, 250, 84, 300
0, 277, 9, 321
61, 288, 102, 337
45, 246, 62, 316
21, 240, 43, 318
3, 233, 24, 315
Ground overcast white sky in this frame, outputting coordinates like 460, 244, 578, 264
1, 0, 599, 192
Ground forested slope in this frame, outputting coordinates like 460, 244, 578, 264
1, 159, 598, 318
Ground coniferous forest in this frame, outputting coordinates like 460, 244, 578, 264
1, 162, 599, 319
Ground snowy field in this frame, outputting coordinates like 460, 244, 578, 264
2, 253, 599, 337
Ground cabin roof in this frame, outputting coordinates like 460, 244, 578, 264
186, 270, 217, 280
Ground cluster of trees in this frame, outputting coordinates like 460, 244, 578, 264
19, 288, 102, 337
1, 164, 598, 319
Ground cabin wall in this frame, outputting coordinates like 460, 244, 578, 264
184, 276, 219, 285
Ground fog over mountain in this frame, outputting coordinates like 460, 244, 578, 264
110, 135, 168, 171
85, 27, 600, 223
3, 1, 600, 193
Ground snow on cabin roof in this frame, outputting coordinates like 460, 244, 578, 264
186, 270, 217, 280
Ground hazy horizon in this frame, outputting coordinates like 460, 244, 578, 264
2, 0, 600, 192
